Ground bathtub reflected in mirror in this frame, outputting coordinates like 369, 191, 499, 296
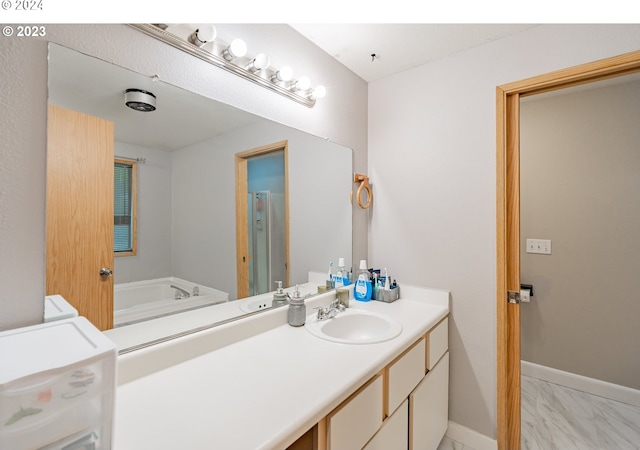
47, 43, 353, 352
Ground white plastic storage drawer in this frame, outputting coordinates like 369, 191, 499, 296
327, 373, 383, 450
0, 317, 116, 450
426, 317, 448, 370
387, 337, 426, 415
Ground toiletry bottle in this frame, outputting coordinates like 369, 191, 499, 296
272, 281, 288, 308
335, 257, 348, 288
288, 285, 306, 326
354, 260, 372, 302
326, 261, 334, 289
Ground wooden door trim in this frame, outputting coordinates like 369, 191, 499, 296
496, 49, 640, 449
235, 140, 290, 299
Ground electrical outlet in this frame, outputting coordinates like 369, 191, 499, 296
526, 238, 551, 255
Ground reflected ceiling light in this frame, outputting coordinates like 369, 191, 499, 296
246, 53, 270, 73
271, 66, 293, 83
124, 89, 156, 112
222, 38, 247, 61
188, 24, 216, 47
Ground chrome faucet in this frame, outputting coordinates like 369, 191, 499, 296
315, 299, 346, 321
171, 285, 191, 300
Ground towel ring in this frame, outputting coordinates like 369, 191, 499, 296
353, 173, 373, 209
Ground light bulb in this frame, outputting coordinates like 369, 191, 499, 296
311, 85, 326, 99
272, 66, 293, 83
247, 53, 270, 72
295, 76, 311, 91
188, 24, 216, 47
223, 38, 247, 61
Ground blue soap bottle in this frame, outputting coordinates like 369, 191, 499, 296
354, 259, 372, 301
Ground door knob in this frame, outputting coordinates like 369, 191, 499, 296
100, 267, 113, 278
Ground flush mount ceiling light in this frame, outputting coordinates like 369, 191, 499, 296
130, 24, 325, 108
124, 89, 156, 112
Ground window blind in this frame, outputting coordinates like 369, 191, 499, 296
114, 162, 133, 252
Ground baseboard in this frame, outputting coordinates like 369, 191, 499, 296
445, 421, 497, 450
521, 360, 640, 408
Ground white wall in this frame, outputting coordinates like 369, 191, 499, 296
0, 24, 367, 330
368, 24, 640, 438
171, 119, 352, 298
113, 142, 173, 284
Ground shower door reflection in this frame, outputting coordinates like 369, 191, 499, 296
248, 191, 286, 296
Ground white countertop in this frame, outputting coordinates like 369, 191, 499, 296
112, 285, 449, 450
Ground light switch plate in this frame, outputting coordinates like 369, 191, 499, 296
526, 239, 551, 255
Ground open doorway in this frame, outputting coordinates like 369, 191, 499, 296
235, 141, 290, 299
496, 50, 640, 449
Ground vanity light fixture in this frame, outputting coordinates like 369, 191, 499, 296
188, 24, 216, 48
271, 66, 294, 83
310, 85, 327, 100
130, 24, 325, 108
246, 53, 271, 73
222, 38, 248, 61
293, 76, 311, 92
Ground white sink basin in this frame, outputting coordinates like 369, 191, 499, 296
305, 309, 402, 344
239, 297, 272, 313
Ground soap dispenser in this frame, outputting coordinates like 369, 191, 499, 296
272, 281, 288, 308
287, 285, 306, 327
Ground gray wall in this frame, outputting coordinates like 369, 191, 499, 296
0, 24, 368, 331
368, 24, 640, 438
520, 79, 640, 390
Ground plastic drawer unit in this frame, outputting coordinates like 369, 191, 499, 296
0, 317, 116, 450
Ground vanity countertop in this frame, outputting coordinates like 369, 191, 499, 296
112, 285, 449, 449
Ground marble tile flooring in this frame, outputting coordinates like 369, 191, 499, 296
437, 376, 640, 450
522, 375, 640, 449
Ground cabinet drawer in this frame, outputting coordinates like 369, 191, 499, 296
387, 338, 426, 415
426, 317, 448, 371
410, 351, 449, 450
328, 373, 383, 450
364, 398, 408, 450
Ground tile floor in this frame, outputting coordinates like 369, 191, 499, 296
437, 376, 640, 450
522, 375, 640, 449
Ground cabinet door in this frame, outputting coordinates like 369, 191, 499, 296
427, 317, 448, 371
410, 352, 449, 450
388, 338, 426, 415
364, 399, 408, 450
328, 374, 383, 450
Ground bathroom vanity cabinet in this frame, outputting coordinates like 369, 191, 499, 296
112, 286, 449, 450
290, 316, 449, 450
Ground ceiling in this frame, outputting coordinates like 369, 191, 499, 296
289, 24, 539, 82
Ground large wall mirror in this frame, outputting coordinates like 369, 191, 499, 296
47, 43, 353, 352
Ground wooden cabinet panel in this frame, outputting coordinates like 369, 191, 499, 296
410, 352, 449, 450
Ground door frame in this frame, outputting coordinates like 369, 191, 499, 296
235, 140, 290, 299
496, 49, 640, 449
